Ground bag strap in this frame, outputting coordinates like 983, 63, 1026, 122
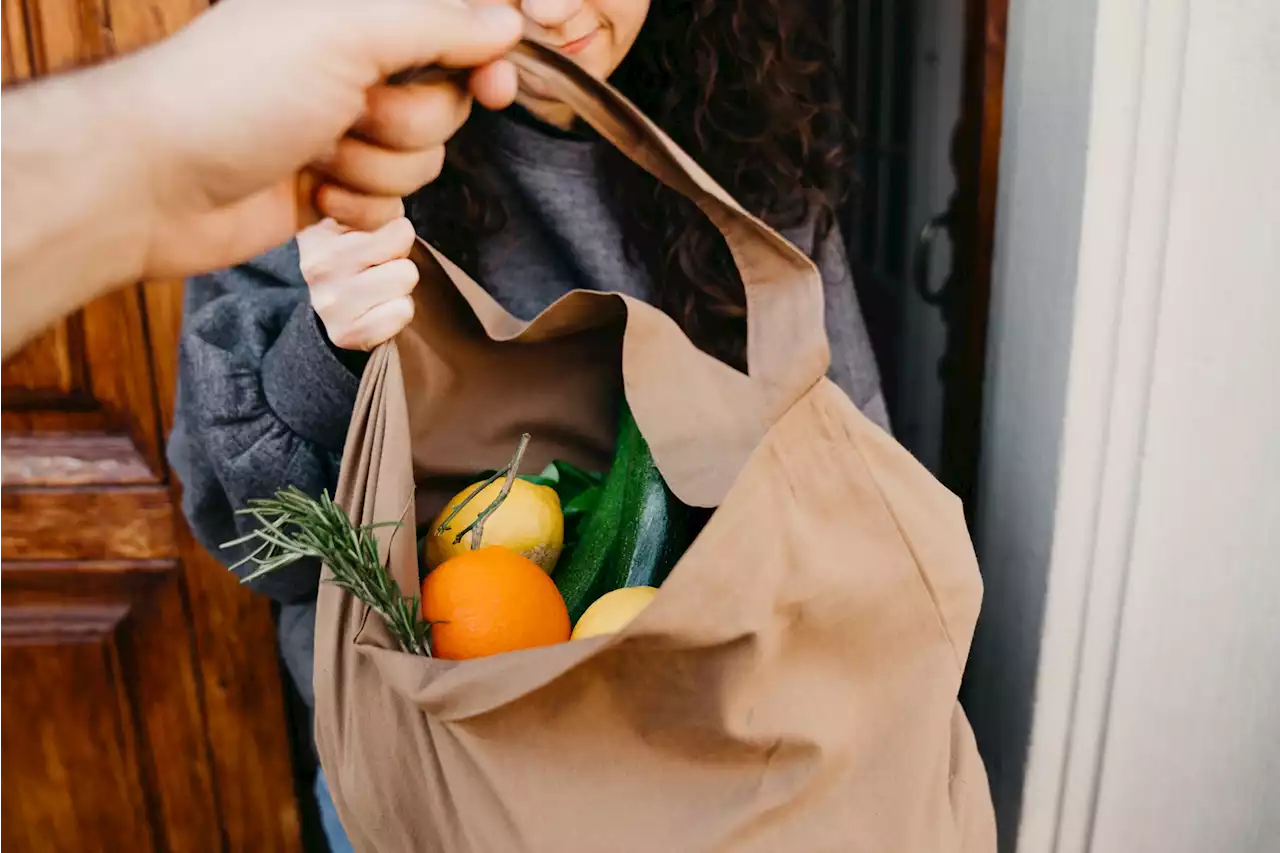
505, 41, 829, 420
299, 42, 831, 421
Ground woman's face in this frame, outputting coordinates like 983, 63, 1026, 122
477, 0, 650, 125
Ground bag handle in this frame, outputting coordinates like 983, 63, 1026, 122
298, 42, 830, 419
504, 41, 829, 417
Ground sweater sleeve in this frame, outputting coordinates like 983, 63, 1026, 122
812, 224, 892, 433
167, 242, 363, 604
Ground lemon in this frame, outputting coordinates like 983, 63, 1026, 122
571, 586, 658, 640
427, 478, 564, 572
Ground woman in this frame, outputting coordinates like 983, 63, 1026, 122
169, 1, 888, 848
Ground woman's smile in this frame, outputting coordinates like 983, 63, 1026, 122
549, 27, 599, 56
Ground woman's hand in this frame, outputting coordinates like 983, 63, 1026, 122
298, 217, 420, 351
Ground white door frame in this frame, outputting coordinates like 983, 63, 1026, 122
972, 0, 1279, 850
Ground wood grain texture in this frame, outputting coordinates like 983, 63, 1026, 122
1, 486, 178, 560
2, 559, 225, 848
23, 0, 112, 73
1, 639, 158, 852
2, 0, 35, 81
1, 559, 175, 593
146, 267, 306, 853
104, 0, 206, 53
0, 318, 89, 398
79, 285, 169, 473
112, 567, 226, 852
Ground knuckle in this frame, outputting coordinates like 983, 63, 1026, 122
347, 228, 382, 257
408, 84, 466, 143
388, 218, 417, 256
365, 84, 454, 149
397, 107, 438, 149
387, 258, 420, 291
309, 288, 337, 317
329, 327, 356, 350
422, 146, 446, 181
392, 295, 416, 325
299, 257, 328, 285
381, 148, 446, 198
346, 209, 384, 235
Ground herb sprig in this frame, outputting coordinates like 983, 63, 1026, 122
224, 487, 432, 655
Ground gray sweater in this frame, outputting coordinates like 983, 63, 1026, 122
168, 109, 888, 712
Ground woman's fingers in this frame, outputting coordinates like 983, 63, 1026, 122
301, 216, 416, 283
351, 257, 420, 309
312, 256, 420, 344
339, 294, 417, 351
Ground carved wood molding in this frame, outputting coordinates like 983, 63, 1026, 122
1, 486, 178, 560
1, 433, 158, 486
1, 602, 132, 644
1, 558, 176, 588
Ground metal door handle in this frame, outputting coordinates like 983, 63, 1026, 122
913, 212, 952, 305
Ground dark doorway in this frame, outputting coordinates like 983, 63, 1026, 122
826, 0, 1006, 522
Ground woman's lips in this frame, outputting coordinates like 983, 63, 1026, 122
554, 29, 598, 56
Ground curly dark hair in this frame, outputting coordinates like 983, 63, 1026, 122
408, 0, 852, 369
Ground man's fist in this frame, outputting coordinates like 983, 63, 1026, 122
136, 0, 521, 277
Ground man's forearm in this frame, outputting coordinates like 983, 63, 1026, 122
2, 60, 154, 357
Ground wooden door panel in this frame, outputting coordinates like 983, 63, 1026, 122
1, 444, 220, 851
2, 486, 179, 560
18, 0, 112, 72
2, 557, 225, 851
2, 641, 157, 852
2, 0, 35, 79
0, 319, 89, 398
1, 287, 168, 469
1, 0, 304, 849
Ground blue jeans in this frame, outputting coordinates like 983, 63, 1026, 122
314, 770, 355, 853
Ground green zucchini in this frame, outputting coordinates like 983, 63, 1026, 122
554, 408, 637, 620
605, 423, 689, 591
556, 404, 692, 622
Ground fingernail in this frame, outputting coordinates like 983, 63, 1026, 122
473, 5, 522, 37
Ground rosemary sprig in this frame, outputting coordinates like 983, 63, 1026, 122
223, 486, 432, 656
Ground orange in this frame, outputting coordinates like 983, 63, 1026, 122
423, 546, 570, 660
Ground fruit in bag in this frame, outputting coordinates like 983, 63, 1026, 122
571, 586, 657, 640
423, 546, 570, 660
427, 478, 564, 572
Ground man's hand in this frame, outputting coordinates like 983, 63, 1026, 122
2, 0, 521, 357
136, 0, 520, 277
299, 218, 420, 352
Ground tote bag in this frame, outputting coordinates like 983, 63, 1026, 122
312, 41, 995, 853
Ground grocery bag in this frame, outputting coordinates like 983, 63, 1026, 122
313, 41, 995, 853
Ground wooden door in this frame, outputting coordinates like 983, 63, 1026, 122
1, 2, 303, 850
